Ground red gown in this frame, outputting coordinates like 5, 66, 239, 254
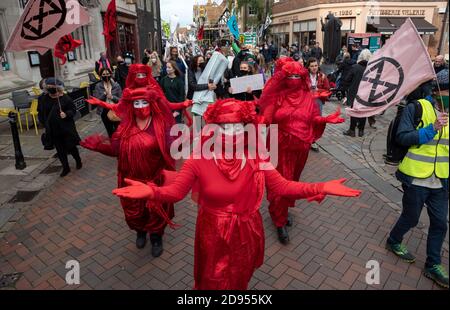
150, 157, 325, 290
266, 90, 326, 228
86, 120, 175, 235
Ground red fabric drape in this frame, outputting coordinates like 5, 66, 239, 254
103, 0, 117, 46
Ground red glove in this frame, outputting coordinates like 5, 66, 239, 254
183, 99, 193, 108
315, 107, 345, 124
307, 193, 326, 203
86, 97, 114, 110
80, 134, 115, 156
322, 178, 361, 197
112, 178, 155, 200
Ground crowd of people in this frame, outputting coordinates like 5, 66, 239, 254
34, 38, 448, 289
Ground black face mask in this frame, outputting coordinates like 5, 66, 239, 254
102, 76, 111, 82
239, 70, 249, 76
47, 88, 58, 95
199, 63, 206, 70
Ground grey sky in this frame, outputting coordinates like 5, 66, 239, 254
160, 0, 224, 26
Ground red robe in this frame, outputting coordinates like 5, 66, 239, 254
87, 118, 175, 234
151, 158, 325, 290
264, 90, 326, 228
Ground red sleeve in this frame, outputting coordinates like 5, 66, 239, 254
263, 167, 324, 199
153, 159, 198, 203
320, 74, 330, 91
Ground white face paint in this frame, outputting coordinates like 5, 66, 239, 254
136, 73, 147, 79
219, 123, 245, 136
133, 99, 149, 109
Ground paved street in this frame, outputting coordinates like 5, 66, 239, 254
0, 102, 448, 290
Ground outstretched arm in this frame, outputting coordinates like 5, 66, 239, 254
112, 159, 198, 203
80, 134, 118, 157
264, 167, 361, 202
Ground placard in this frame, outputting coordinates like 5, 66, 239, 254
230, 74, 264, 94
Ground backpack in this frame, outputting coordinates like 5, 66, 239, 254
384, 100, 423, 165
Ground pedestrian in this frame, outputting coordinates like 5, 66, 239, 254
307, 57, 331, 152
433, 55, 448, 74
386, 84, 449, 289
115, 52, 134, 90
112, 98, 361, 290
187, 55, 216, 100
311, 42, 323, 63
226, 61, 262, 101
342, 49, 372, 137
95, 52, 112, 76
159, 61, 185, 123
93, 67, 122, 137
303, 45, 312, 61
39, 78, 82, 177
164, 46, 186, 75
144, 50, 163, 82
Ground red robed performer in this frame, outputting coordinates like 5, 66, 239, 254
87, 64, 193, 125
112, 98, 361, 290
81, 88, 176, 257
260, 59, 344, 244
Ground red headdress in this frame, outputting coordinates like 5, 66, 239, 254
259, 59, 311, 121
203, 98, 258, 124
125, 64, 161, 90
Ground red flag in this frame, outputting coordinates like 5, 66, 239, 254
197, 25, 204, 41
103, 0, 117, 46
54, 34, 82, 65
5, 0, 90, 54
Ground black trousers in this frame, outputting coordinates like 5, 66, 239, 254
349, 116, 366, 131
101, 109, 119, 138
54, 142, 81, 170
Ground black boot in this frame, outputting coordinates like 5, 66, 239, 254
76, 160, 82, 170
343, 129, 355, 137
60, 167, 70, 177
277, 226, 289, 244
358, 129, 364, 137
135, 231, 147, 249
150, 233, 163, 257
286, 213, 293, 227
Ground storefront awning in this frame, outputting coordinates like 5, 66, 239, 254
369, 17, 437, 35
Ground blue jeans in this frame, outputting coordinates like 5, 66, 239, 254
388, 184, 448, 267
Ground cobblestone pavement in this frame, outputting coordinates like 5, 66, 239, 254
0, 103, 447, 289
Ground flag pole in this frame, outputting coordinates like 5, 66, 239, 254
51, 48, 63, 113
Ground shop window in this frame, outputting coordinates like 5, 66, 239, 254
0, 10, 9, 71
137, 0, 144, 10
248, 6, 257, 16
146, 0, 152, 13
72, 25, 93, 61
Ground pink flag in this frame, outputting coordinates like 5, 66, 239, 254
346, 18, 435, 118
5, 0, 90, 55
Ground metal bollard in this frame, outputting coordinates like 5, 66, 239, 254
8, 112, 26, 170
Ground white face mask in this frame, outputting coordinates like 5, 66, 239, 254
219, 123, 245, 136
151, 58, 157, 63
133, 99, 149, 109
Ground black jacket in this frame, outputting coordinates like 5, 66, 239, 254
340, 60, 368, 107
187, 69, 225, 100
40, 94, 81, 149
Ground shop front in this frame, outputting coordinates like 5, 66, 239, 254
271, 1, 446, 55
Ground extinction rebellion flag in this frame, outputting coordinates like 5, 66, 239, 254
346, 18, 436, 118
5, 0, 90, 54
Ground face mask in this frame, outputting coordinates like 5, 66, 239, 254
239, 70, 249, 76
47, 88, 58, 95
102, 76, 111, 82
133, 99, 151, 119
151, 58, 157, 64
166, 68, 175, 75
125, 58, 132, 65
199, 63, 206, 70
286, 77, 302, 89
135, 73, 147, 86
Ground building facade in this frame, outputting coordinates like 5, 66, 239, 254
0, 0, 106, 99
136, 0, 162, 57
193, 0, 228, 44
101, 0, 139, 63
271, 0, 447, 58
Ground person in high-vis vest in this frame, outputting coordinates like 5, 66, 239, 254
387, 85, 449, 289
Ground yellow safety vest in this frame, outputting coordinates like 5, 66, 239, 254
399, 99, 449, 178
